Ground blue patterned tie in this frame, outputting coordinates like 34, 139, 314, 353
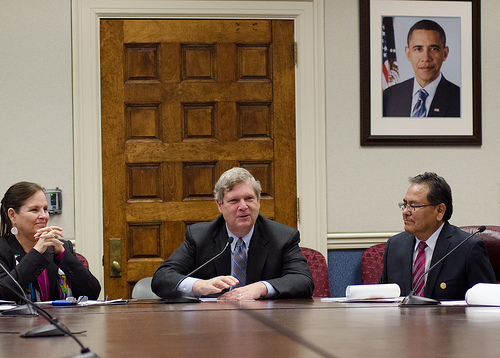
232, 238, 247, 287
411, 89, 428, 117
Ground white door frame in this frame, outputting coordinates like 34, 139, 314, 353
72, 0, 326, 291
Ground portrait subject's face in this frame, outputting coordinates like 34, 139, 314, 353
405, 29, 449, 88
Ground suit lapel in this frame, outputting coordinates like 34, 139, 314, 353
246, 217, 269, 283
426, 223, 452, 296
212, 226, 232, 276
402, 80, 414, 116
44, 249, 58, 298
428, 77, 450, 116
402, 234, 416, 294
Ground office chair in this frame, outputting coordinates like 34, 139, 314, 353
131, 277, 160, 299
360, 243, 386, 284
75, 252, 89, 269
300, 247, 330, 297
460, 225, 500, 283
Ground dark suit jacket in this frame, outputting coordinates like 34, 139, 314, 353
383, 76, 460, 117
379, 222, 496, 300
0, 234, 101, 302
152, 214, 314, 299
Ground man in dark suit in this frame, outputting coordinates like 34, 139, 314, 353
380, 172, 495, 300
383, 19, 460, 117
152, 167, 314, 300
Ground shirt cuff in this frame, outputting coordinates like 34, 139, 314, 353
261, 281, 276, 298
55, 251, 66, 262
177, 277, 199, 297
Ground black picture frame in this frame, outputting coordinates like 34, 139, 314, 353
360, 0, 481, 146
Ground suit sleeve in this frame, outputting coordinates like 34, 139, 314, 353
57, 241, 101, 300
266, 230, 314, 298
0, 244, 49, 301
466, 239, 496, 287
151, 227, 198, 298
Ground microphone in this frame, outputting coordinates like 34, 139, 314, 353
161, 237, 234, 303
0, 261, 100, 357
400, 225, 486, 306
0, 262, 37, 316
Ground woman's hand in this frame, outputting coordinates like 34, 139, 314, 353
34, 226, 65, 255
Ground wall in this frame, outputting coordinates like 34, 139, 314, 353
326, 0, 500, 234
0, 0, 74, 237
325, 0, 500, 296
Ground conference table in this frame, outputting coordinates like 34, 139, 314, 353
1, 298, 500, 357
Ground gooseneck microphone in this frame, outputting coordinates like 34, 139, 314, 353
0, 261, 100, 357
400, 226, 486, 306
0, 261, 37, 316
162, 237, 234, 303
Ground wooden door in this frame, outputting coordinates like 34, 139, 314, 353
100, 19, 296, 299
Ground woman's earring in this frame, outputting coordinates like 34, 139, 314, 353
10, 226, 18, 235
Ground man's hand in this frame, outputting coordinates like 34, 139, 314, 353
218, 282, 268, 301
192, 275, 239, 297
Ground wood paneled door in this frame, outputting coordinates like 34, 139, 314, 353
100, 19, 296, 299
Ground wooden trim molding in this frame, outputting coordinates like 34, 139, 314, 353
327, 232, 398, 250
72, 0, 326, 293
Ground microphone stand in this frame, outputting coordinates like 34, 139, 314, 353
0, 262, 100, 357
400, 226, 486, 306
0, 264, 38, 316
162, 237, 234, 303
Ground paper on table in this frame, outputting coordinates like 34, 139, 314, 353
321, 283, 401, 302
78, 298, 128, 306
0, 304, 17, 311
345, 283, 401, 300
465, 283, 500, 306
0, 300, 16, 311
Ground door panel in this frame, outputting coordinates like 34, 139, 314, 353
100, 19, 296, 298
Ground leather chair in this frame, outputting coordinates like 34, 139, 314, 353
300, 247, 330, 297
360, 243, 386, 285
459, 226, 500, 283
75, 252, 89, 269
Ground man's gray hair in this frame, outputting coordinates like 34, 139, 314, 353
214, 167, 262, 203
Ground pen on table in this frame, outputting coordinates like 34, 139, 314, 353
52, 300, 73, 306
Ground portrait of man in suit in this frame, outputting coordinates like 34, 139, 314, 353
383, 19, 461, 117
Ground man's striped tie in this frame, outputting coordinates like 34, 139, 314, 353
413, 241, 427, 296
232, 238, 247, 287
411, 89, 429, 117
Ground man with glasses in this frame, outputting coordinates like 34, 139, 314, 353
379, 172, 495, 300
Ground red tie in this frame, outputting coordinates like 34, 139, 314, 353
413, 241, 427, 296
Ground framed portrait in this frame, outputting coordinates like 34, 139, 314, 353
360, 0, 481, 146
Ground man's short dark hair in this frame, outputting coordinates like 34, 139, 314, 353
409, 172, 453, 221
407, 19, 446, 47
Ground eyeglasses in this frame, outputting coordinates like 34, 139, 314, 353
398, 202, 438, 212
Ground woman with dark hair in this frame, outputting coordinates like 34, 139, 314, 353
0, 181, 100, 302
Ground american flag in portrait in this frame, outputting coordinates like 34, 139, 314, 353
382, 16, 399, 90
